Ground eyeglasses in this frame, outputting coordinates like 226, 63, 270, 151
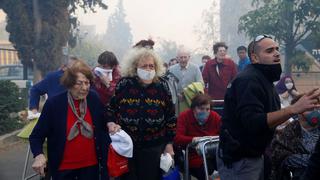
139, 64, 155, 70
253, 34, 273, 53
75, 80, 90, 87
254, 34, 272, 42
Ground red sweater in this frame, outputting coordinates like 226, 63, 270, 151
59, 100, 97, 170
174, 109, 221, 168
202, 58, 237, 101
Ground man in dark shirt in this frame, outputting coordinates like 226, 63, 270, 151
29, 57, 77, 113
216, 35, 320, 180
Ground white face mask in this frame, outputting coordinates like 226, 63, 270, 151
137, 68, 155, 81
285, 82, 293, 90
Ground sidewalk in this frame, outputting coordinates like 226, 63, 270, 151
0, 129, 22, 149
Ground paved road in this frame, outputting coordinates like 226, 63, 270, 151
0, 136, 38, 180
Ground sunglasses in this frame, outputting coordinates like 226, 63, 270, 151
253, 34, 273, 53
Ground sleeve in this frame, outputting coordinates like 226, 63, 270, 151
284, 154, 310, 168
162, 80, 177, 143
29, 99, 52, 157
270, 129, 295, 170
234, 79, 269, 134
107, 67, 121, 98
212, 111, 222, 134
231, 61, 238, 80
173, 112, 193, 147
302, 137, 320, 180
104, 78, 124, 124
195, 66, 204, 85
202, 62, 209, 91
29, 76, 50, 110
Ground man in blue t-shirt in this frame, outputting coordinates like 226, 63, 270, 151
237, 45, 251, 72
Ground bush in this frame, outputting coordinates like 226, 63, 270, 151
0, 80, 25, 135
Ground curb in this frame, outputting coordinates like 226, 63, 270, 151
0, 129, 22, 149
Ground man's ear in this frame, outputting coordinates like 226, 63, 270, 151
250, 54, 258, 64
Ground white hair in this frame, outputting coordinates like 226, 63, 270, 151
120, 48, 165, 79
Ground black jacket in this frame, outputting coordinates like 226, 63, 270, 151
219, 64, 280, 163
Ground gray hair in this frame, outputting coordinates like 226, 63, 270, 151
120, 48, 165, 80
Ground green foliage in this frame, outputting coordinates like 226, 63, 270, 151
155, 39, 179, 62
103, 0, 132, 60
238, 0, 320, 73
0, 0, 107, 76
193, 2, 218, 55
0, 80, 25, 135
291, 50, 314, 72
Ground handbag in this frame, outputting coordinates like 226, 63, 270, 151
107, 144, 129, 177
162, 166, 181, 180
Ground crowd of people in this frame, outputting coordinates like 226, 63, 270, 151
27, 36, 320, 180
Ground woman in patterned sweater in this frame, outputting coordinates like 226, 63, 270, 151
106, 46, 176, 180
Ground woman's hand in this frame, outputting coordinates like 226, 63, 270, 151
32, 154, 47, 177
107, 122, 121, 134
280, 91, 289, 98
164, 143, 175, 156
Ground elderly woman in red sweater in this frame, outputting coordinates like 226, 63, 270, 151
174, 94, 221, 180
30, 60, 118, 180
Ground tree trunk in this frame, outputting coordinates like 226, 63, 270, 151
284, 43, 294, 75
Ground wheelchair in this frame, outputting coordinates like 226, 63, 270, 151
184, 136, 219, 180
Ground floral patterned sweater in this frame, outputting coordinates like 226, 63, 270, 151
106, 76, 176, 148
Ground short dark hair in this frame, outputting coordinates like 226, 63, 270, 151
133, 39, 155, 49
97, 51, 119, 68
290, 94, 303, 105
247, 41, 255, 62
202, 55, 211, 60
237, 46, 247, 52
60, 60, 93, 89
213, 42, 228, 54
191, 94, 211, 109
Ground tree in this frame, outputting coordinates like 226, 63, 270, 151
0, 80, 25, 135
0, 0, 107, 77
70, 35, 105, 67
193, 1, 219, 56
103, 0, 132, 60
238, 0, 320, 74
154, 38, 179, 62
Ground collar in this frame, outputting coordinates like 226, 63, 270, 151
211, 58, 225, 66
239, 57, 250, 62
180, 62, 190, 70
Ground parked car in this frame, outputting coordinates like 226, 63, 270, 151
0, 64, 33, 80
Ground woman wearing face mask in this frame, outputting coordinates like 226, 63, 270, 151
174, 94, 221, 180
105, 45, 176, 180
92, 50, 121, 106
270, 95, 320, 180
275, 75, 299, 108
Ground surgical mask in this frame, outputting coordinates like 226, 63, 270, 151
252, 63, 282, 82
195, 111, 209, 125
305, 110, 320, 127
285, 82, 293, 90
137, 68, 155, 81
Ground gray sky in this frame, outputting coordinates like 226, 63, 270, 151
77, 0, 214, 49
